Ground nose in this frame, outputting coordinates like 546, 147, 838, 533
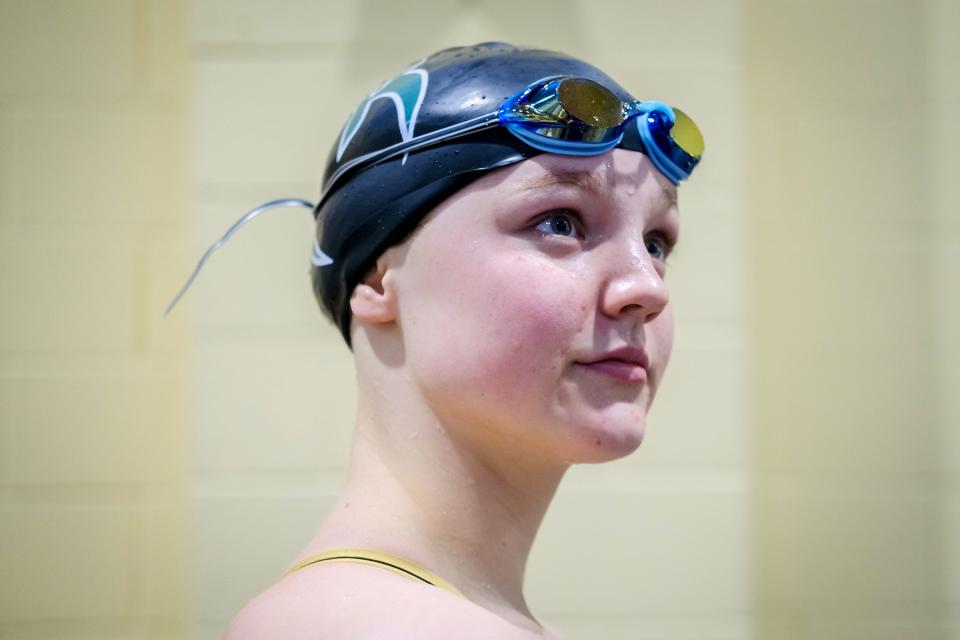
599, 244, 670, 323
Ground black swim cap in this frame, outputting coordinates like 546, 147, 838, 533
312, 42, 651, 348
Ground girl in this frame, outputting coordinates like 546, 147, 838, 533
177, 42, 703, 639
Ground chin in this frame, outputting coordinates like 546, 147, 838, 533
561, 413, 647, 464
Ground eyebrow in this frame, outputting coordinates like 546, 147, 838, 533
515, 167, 680, 211
659, 188, 679, 210
514, 168, 607, 195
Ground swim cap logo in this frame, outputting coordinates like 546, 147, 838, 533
336, 66, 429, 163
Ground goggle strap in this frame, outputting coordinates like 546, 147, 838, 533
322, 112, 500, 201
164, 198, 320, 317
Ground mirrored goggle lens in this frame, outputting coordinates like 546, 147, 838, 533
503, 77, 627, 144
507, 77, 625, 130
669, 107, 704, 159
555, 77, 624, 129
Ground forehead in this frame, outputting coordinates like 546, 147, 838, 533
410, 149, 679, 238
487, 149, 678, 210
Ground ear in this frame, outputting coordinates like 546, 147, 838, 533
349, 255, 398, 325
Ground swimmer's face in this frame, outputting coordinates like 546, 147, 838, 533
365, 149, 679, 464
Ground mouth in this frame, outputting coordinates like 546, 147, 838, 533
574, 346, 649, 385
576, 359, 647, 384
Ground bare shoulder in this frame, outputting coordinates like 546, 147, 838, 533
224, 561, 551, 640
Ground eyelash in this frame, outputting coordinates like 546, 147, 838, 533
646, 231, 675, 265
532, 209, 676, 265
534, 208, 585, 239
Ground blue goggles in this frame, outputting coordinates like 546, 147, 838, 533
323, 75, 704, 198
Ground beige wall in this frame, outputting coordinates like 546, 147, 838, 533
0, 1, 188, 639
746, 1, 959, 638
930, 1, 960, 634
2, 1, 957, 640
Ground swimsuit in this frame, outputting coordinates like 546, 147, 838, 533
284, 548, 464, 598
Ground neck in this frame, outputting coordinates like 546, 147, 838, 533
310, 386, 569, 628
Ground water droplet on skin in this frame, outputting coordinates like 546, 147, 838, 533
409, 430, 420, 439
626, 184, 637, 196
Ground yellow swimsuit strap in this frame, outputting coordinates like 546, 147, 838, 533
283, 548, 464, 598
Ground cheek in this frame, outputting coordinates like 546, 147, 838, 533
407, 252, 587, 402
645, 303, 675, 403
654, 304, 675, 359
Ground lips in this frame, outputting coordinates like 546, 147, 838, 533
576, 346, 649, 384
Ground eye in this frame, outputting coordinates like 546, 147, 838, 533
534, 209, 583, 238
645, 231, 675, 264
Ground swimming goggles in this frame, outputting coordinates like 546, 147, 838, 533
324, 74, 704, 196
